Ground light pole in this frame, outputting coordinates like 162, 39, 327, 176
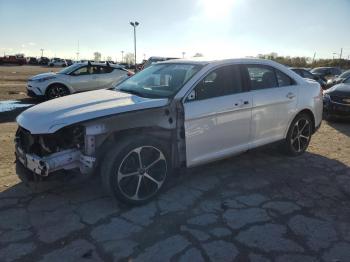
40, 48, 44, 57
130, 21, 139, 71
121, 51, 124, 63
332, 53, 338, 60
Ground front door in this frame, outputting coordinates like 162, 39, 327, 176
69, 66, 97, 92
184, 64, 252, 167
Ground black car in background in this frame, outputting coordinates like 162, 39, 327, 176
326, 69, 350, 88
38, 57, 50, 65
26, 57, 38, 65
311, 67, 342, 82
323, 82, 350, 120
290, 67, 326, 89
66, 59, 73, 66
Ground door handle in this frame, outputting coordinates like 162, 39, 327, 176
286, 92, 295, 99
234, 100, 249, 107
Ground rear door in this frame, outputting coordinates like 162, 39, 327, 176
184, 64, 252, 167
243, 64, 298, 147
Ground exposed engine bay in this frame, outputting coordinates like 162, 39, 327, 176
15, 125, 95, 176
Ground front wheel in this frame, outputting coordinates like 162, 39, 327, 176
46, 84, 70, 99
284, 113, 313, 156
101, 136, 170, 205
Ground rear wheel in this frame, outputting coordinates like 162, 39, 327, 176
101, 136, 170, 205
284, 113, 313, 156
46, 84, 70, 99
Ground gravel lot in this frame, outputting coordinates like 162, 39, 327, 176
0, 66, 349, 261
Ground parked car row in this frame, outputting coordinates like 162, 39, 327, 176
0, 54, 26, 65
290, 67, 327, 89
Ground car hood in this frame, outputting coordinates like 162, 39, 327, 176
325, 83, 350, 96
29, 72, 56, 81
17, 89, 169, 134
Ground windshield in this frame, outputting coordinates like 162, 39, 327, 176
339, 70, 350, 79
57, 64, 82, 74
115, 63, 203, 98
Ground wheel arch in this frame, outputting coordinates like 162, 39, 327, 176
95, 126, 175, 170
285, 108, 316, 138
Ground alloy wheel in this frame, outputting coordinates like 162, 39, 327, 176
117, 146, 167, 201
290, 118, 311, 153
47, 86, 68, 99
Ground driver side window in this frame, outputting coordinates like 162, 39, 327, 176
193, 65, 243, 101
72, 66, 90, 76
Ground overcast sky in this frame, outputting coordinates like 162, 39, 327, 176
1, 0, 349, 61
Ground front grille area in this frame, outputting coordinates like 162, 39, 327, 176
16, 125, 85, 157
331, 95, 350, 105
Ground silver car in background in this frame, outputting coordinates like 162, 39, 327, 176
27, 62, 133, 99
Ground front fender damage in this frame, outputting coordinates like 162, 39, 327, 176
15, 102, 186, 178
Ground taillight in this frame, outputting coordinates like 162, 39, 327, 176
127, 71, 134, 77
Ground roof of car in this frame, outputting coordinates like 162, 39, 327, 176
158, 57, 284, 66
74, 62, 123, 68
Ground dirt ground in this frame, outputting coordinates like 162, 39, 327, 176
0, 66, 57, 183
0, 65, 350, 261
0, 65, 60, 100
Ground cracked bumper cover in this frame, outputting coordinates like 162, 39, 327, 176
15, 146, 95, 176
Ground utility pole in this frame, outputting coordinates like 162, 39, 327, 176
312, 52, 316, 64
76, 40, 80, 61
40, 48, 44, 57
130, 21, 140, 71
339, 48, 343, 59
121, 50, 124, 62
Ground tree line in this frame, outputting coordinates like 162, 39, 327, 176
264, 56, 350, 69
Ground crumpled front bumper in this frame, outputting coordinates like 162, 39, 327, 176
15, 146, 95, 176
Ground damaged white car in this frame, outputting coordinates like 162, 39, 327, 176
15, 58, 323, 204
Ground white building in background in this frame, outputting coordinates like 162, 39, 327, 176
94, 52, 101, 62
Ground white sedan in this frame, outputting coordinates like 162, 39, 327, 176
27, 62, 133, 99
16, 58, 322, 205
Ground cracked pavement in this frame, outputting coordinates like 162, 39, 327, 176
0, 121, 350, 262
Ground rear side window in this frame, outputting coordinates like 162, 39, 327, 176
276, 70, 294, 87
102, 66, 114, 73
246, 65, 278, 90
194, 65, 243, 100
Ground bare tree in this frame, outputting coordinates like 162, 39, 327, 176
124, 53, 135, 64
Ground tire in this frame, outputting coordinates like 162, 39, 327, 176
101, 135, 171, 205
46, 84, 70, 99
283, 113, 313, 156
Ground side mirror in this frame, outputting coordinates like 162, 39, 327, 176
187, 90, 196, 101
